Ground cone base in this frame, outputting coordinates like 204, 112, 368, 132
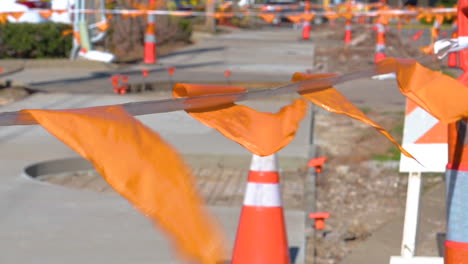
302, 25, 311, 40
144, 42, 156, 64
375, 52, 386, 63
232, 206, 290, 264
344, 32, 352, 44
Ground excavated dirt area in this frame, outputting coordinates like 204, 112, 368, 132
312, 21, 445, 74
309, 21, 445, 264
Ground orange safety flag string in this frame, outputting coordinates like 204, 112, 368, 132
22, 106, 227, 264
292, 73, 415, 159
377, 58, 468, 123
173, 84, 308, 156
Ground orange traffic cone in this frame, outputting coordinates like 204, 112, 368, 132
302, 20, 311, 40
375, 22, 386, 63
231, 154, 290, 264
144, 5, 157, 64
344, 19, 352, 45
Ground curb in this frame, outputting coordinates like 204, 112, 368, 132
0, 59, 118, 70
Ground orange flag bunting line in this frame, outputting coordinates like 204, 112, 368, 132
22, 106, 227, 264
292, 73, 415, 159
173, 84, 308, 156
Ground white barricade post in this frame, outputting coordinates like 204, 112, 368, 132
390, 99, 447, 264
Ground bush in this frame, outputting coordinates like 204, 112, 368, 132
0, 23, 73, 58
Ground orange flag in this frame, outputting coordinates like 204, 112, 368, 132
22, 106, 227, 264
292, 73, 414, 159
96, 21, 109, 32
302, 13, 315, 22
9, 12, 24, 21
287, 14, 302, 23
0, 13, 8, 24
258, 13, 276, 23
377, 58, 468, 123
39, 10, 53, 19
173, 84, 308, 156
54, 9, 68, 15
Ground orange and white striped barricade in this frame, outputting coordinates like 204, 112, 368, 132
231, 154, 290, 264
445, 0, 468, 263
344, 19, 352, 45
390, 99, 447, 264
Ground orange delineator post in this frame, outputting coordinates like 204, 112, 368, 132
448, 22, 458, 68
344, 19, 352, 45
231, 154, 290, 264
445, 0, 468, 263
375, 22, 386, 63
144, 0, 157, 64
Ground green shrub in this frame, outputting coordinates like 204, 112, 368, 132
0, 23, 73, 58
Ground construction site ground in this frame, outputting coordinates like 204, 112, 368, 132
0, 22, 452, 264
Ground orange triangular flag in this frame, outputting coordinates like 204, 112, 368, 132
54, 9, 68, 15
39, 10, 53, 19
0, 13, 8, 24
287, 14, 302, 23
9, 12, 24, 21
173, 84, 308, 156
258, 13, 276, 23
23, 106, 227, 264
377, 58, 468, 123
293, 73, 414, 159
61, 29, 73, 37
302, 13, 315, 22
96, 21, 109, 32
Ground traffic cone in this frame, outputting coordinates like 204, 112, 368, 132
446, 1, 468, 263
144, 8, 157, 64
344, 19, 352, 45
231, 154, 290, 264
302, 20, 311, 40
374, 22, 386, 63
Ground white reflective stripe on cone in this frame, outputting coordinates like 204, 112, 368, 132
250, 154, 278, 172
145, 34, 156, 43
375, 44, 386, 52
244, 183, 282, 207
376, 24, 385, 33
